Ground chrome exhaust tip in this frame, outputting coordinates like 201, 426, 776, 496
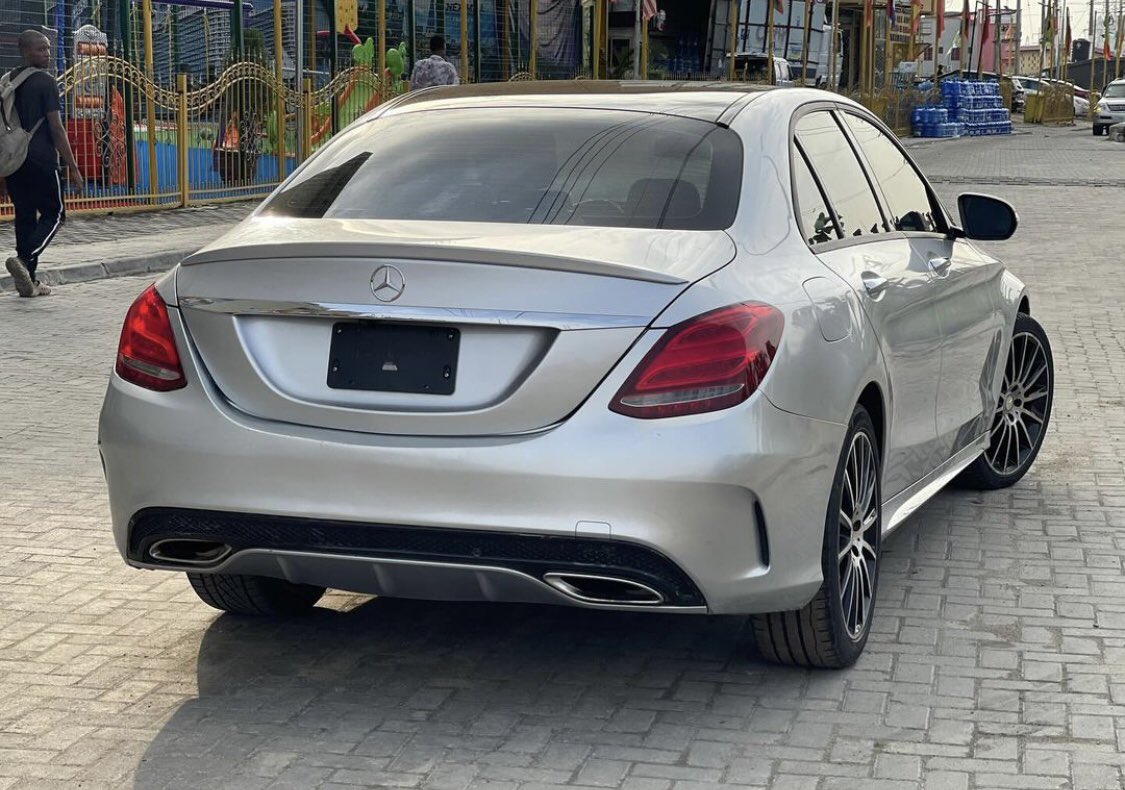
543, 572, 665, 606
148, 538, 233, 566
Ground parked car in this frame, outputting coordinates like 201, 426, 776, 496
100, 82, 1053, 669
1094, 79, 1125, 134
729, 53, 795, 86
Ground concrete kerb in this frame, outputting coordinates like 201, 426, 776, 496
0, 248, 190, 294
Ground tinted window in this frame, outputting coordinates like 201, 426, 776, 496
795, 112, 885, 238
263, 108, 743, 230
792, 147, 839, 245
842, 114, 939, 233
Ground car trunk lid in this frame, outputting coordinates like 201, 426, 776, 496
174, 218, 736, 436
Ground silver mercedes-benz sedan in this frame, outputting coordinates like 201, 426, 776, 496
99, 82, 1053, 668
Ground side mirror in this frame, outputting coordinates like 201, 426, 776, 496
956, 193, 1018, 241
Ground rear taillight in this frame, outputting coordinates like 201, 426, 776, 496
610, 303, 783, 419
115, 284, 186, 392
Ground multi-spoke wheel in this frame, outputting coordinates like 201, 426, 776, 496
958, 313, 1054, 490
751, 405, 881, 669
837, 431, 879, 640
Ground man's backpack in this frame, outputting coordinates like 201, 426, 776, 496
0, 68, 46, 177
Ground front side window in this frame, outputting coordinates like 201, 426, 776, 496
794, 112, 886, 239
842, 113, 940, 233
263, 108, 743, 230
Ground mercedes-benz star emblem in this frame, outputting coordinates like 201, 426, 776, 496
370, 265, 406, 303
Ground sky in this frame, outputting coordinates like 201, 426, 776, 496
1008, 1, 1124, 45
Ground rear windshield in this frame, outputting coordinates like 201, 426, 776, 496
262, 108, 743, 230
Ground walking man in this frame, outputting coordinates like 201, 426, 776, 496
409, 35, 460, 91
2, 30, 82, 297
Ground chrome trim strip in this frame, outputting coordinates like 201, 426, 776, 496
178, 297, 652, 330
882, 436, 988, 533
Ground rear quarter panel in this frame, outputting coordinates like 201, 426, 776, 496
656, 92, 890, 431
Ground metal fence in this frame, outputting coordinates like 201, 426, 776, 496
0, 52, 402, 218
1, 0, 991, 220
1025, 82, 1076, 125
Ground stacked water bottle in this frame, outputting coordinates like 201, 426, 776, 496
911, 105, 962, 138
911, 80, 1013, 138
942, 80, 1013, 136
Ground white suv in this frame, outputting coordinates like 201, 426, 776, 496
1094, 79, 1125, 135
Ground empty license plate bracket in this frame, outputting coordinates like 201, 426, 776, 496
327, 322, 459, 395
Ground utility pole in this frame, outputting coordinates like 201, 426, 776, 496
995, 2, 1001, 75
1016, 0, 1022, 74
1038, 0, 1046, 78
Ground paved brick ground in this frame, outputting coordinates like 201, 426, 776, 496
0, 202, 253, 249
906, 123, 1125, 186
1, 134, 1124, 789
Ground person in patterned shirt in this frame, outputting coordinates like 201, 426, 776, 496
410, 35, 459, 90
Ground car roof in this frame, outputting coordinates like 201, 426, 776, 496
382, 80, 776, 123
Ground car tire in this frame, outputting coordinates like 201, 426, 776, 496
750, 405, 880, 669
187, 572, 326, 616
956, 313, 1053, 491
1094, 124, 1104, 136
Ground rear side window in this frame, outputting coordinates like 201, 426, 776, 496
842, 113, 940, 233
795, 112, 886, 238
792, 147, 840, 245
263, 108, 743, 230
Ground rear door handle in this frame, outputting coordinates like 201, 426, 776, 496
861, 272, 889, 299
928, 256, 952, 278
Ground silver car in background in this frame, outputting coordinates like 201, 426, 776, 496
1094, 79, 1125, 135
99, 82, 1054, 668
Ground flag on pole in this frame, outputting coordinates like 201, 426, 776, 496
865, 0, 875, 27
911, 0, 923, 36
936, 0, 945, 40
775, 0, 786, 14
640, 0, 657, 22
1064, 10, 1072, 54
980, 0, 989, 47
960, 0, 971, 44
888, 0, 896, 24
1116, 13, 1125, 58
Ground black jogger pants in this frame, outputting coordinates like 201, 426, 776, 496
6, 162, 65, 281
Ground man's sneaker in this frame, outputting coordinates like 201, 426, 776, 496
30, 281, 52, 297
5, 257, 35, 298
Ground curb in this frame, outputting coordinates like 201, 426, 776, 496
0, 248, 191, 294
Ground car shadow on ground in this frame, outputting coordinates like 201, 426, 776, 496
131, 598, 786, 788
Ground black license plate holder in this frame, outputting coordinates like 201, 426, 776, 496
327, 322, 459, 395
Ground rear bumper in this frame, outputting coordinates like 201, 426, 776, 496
98, 309, 845, 615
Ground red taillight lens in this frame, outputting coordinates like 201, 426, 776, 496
610, 303, 783, 419
115, 284, 186, 392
